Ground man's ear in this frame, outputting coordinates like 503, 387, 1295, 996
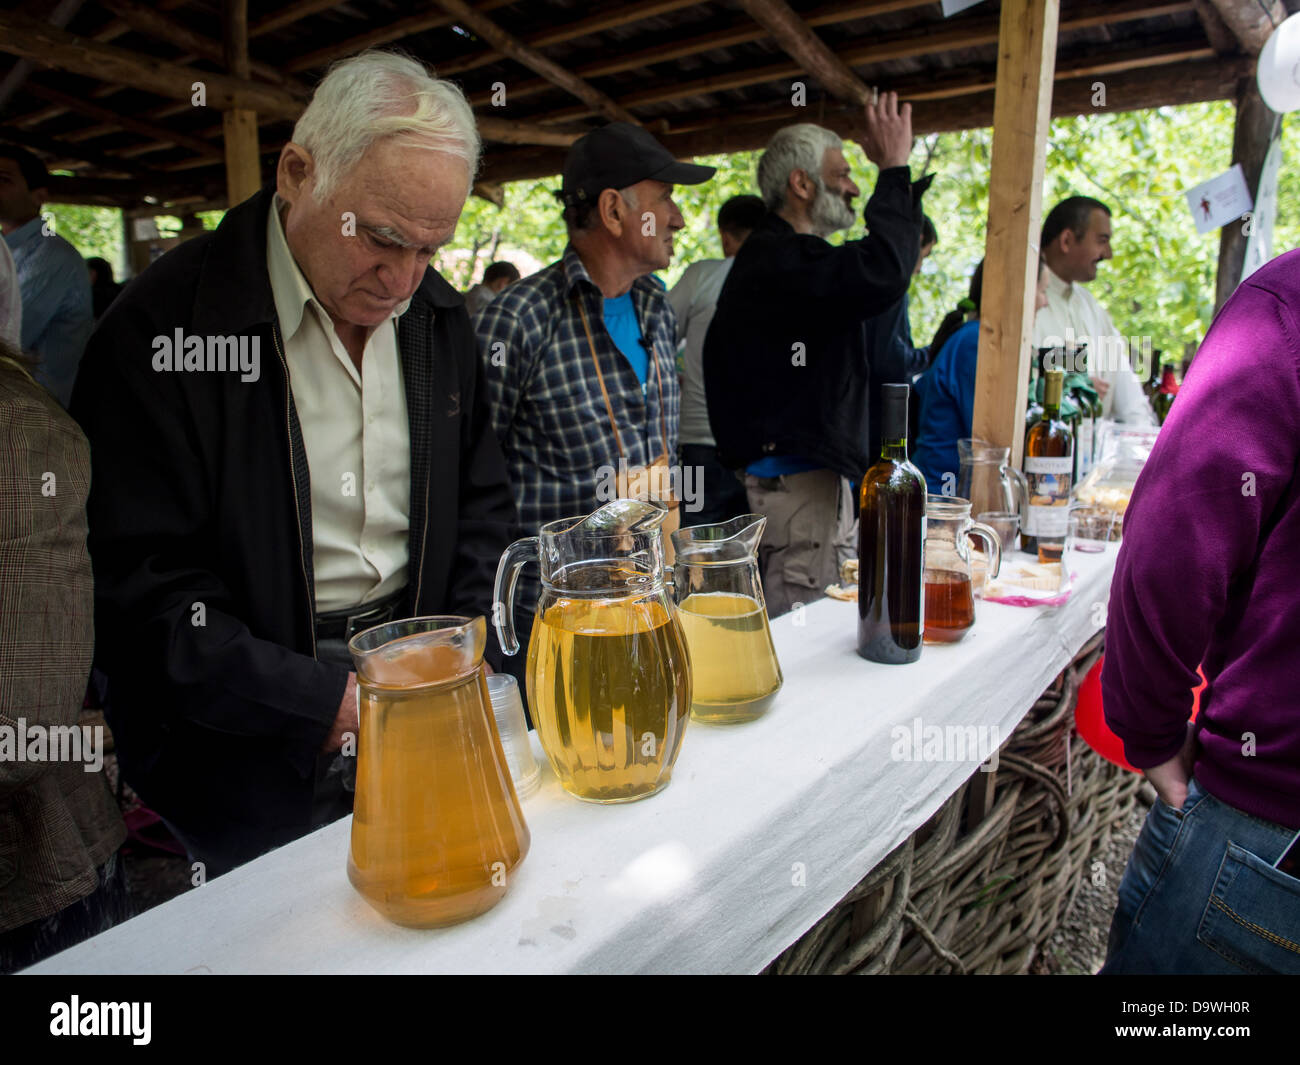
277, 143, 313, 205
597, 187, 626, 236
788, 168, 815, 205
30, 185, 50, 210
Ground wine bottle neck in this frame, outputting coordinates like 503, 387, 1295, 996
880, 439, 908, 462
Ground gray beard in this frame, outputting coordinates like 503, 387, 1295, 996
810, 183, 856, 238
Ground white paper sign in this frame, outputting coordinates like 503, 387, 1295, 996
1185, 164, 1254, 235
942, 0, 986, 14
1241, 134, 1282, 283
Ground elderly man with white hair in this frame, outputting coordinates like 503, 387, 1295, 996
69, 51, 516, 876
703, 95, 931, 617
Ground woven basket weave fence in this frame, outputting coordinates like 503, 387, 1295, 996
765, 636, 1142, 975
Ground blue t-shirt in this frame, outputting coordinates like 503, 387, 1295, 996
603, 293, 647, 387
912, 319, 980, 490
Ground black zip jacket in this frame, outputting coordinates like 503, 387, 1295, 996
68, 187, 516, 870
703, 167, 930, 482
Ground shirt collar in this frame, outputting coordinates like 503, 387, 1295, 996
1045, 263, 1074, 301
3, 216, 44, 251
560, 243, 661, 304
265, 195, 411, 345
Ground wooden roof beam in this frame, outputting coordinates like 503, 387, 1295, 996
736, 0, 873, 106
97, 0, 311, 91
22, 80, 225, 158
478, 56, 1251, 184
0, 10, 311, 118
531, 0, 1196, 122
1192, 0, 1241, 53
283, 0, 515, 75
430, 0, 640, 125
1205, 0, 1286, 53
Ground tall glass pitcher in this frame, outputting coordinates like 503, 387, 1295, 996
494, 502, 692, 803
347, 616, 530, 928
672, 515, 782, 723
957, 438, 1029, 520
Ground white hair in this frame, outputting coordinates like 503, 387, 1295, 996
756, 123, 844, 212
291, 50, 480, 201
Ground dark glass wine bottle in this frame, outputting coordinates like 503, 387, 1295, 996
1022, 368, 1073, 563
858, 383, 926, 664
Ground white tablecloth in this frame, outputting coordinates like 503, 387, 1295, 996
29, 546, 1119, 975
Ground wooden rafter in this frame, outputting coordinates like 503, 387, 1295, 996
527, 0, 1197, 122
1192, 0, 1242, 53
1205, 0, 1286, 53
736, 0, 873, 106
430, 0, 640, 125
96, 0, 309, 91
22, 80, 224, 159
479, 58, 1252, 185
443, 1, 944, 78
0, 10, 311, 118
283, 0, 515, 75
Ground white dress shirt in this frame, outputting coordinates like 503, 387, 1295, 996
266, 201, 411, 612
0, 236, 21, 351
1032, 265, 1155, 425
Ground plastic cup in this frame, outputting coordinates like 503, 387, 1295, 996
977, 511, 1021, 554
1067, 504, 1114, 554
485, 674, 541, 799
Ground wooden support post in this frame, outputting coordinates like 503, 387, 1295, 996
222, 0, 261, 207
971, 0, 1059, 469
1214, 80, 1279, 312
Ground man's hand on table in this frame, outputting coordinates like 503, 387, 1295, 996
320, 672, 359, 753
858, 90, 913, 172
1144, 721, 1197, 810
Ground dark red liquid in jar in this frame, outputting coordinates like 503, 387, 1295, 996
923, 570, 975, 643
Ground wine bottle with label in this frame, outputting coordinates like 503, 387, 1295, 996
858, 383, 926, 664
1022, 368, 1073, 563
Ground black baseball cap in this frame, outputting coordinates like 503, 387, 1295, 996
559, 122, 715, 206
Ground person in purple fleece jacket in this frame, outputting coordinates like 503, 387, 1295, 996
1099, 249, 1300, 975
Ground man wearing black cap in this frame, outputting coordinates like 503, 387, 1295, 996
477, 122, 713, 660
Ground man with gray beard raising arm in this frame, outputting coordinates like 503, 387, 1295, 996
703, 95, 930, 616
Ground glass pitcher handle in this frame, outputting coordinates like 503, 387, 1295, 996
492, 536, 539, 656
967, 520, 1003, 580
1004, 464, 1030, 519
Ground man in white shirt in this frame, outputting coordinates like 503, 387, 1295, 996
1032, 196, 1155, 425
668, 194, 766, 525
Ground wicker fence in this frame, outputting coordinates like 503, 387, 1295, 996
767, 634, 1142, 975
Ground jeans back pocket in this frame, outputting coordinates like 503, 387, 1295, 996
1197, 842, 1300, 974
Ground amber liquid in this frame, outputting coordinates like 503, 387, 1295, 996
1023, 405, 1073, 560
349, 644, 530, 928
858, 453, 927, 663
923, 570, 976, 643
527, 596, 691, 802
677, 591, 782, 723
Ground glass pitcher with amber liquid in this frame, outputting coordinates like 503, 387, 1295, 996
923, 497, 1002, 644
494, 500, 692, 803
672, 514, 782, 723
347, 616, 530, 928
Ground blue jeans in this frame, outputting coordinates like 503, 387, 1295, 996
1102, 777, 1300, 974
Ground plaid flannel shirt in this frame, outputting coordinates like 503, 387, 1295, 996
476, 245, 680, 536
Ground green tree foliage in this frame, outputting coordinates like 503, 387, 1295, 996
40, 202, 125, 280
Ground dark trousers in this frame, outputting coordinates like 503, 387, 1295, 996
0, 853, 130, 973
679, 444, 750, 528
